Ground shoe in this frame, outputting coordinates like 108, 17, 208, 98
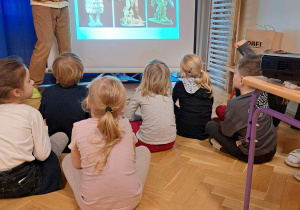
294, 171, 300, 181
209, 137, 222, 150
285, 149, 300, 168
31, 87, 41, 99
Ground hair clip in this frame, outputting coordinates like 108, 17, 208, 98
105, 107, 113, 112
188, 68, 192, 73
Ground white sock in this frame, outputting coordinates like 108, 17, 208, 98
210, 138, 222, 150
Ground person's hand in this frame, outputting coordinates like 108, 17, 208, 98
234, 40, 247, 48
43, 119, 47, 126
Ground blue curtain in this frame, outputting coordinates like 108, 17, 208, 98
0, 0, 37, 67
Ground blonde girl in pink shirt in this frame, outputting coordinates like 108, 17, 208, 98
62, 76, 151, 210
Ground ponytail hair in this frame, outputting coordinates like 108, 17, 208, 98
194, 70, 213, 97
180, 54, 213, 98
85, 76, 126, 172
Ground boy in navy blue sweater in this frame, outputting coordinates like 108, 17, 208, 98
39, 52, 88, 152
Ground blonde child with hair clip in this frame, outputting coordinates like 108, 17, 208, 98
0, 57, 68, 198
125, 59, 176, 152
62, 76, 151, 209
173, 54, 214, 140
39, 52, 89, 152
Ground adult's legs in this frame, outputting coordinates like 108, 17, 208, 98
29, 6, 55, 86
62, 154, 85, 209
54, 6, 71, 54
268, 93, 287, 127
291, 104, 300, 130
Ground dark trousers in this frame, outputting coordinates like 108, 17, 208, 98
0, 151, 61, 198
35, 151, 62, 195
174, 105, 209, 140
205, 121, 276, 164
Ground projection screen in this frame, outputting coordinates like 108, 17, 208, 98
48, 0, 196, 73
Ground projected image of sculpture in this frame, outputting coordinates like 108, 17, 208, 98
149, 0, 174, 25
85, 0, 104, 27
120, 0, 145, 26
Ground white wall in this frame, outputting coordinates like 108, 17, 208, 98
237, 0, 300, 52
237, 0, 300, 114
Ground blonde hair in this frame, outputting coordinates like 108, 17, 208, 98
52, 52, 84, 88
180, 54, 213, 98
138, 59, 172, 97
85, 76, 126, 172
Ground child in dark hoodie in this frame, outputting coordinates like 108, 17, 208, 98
173, 54, 214, 140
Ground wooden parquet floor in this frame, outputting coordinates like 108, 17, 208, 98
1, 84, 300, 210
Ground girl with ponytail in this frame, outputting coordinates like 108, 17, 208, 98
173, 54, 214, 140
62, 76, 151, 210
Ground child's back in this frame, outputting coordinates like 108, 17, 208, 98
173, 54, 213, 140
70, 117, 143, 209
39, 52, 88, 152
205, 55, 277, 164
62, 76, 151, 209
39, 84, 88, 141
0, 104, 50, 171
126, 89, 176, 145
0, 58, 68, 198
222, 91, 276, 156
125, 59, 176, 152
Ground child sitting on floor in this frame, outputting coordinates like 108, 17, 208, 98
125, 59, 176, 152
62, 76, 151, 209
216, 40, 288, 128
173, 54, 213, 140
0, 57, 68, 198
39, 52, 89, 152
205, 55, 277, 164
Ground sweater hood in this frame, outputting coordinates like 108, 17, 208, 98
182, 78, 200, 94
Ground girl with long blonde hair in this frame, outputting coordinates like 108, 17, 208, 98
125, 59, 176, 152
62, 76, 151, 210
173, 53, 214, 140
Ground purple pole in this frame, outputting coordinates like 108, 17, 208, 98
245, 90, 261, 143
244, 89, 261, 210
244, 92, 300, 210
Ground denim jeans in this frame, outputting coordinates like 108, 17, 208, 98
35, 151, 62, 195
0, 161, 41, 198
0, 151, 62, 198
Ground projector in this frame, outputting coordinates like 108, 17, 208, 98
260, 53, 300, 81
